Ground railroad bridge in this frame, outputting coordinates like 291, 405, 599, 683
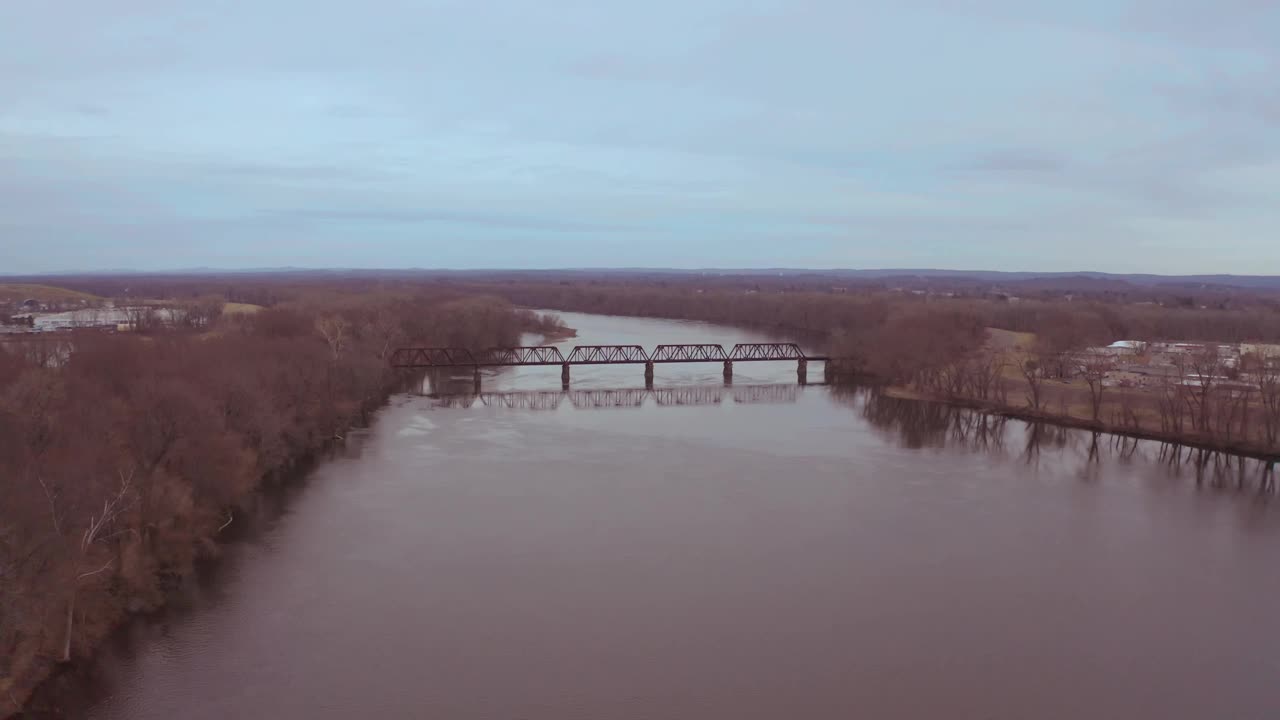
390, 342, 830, 390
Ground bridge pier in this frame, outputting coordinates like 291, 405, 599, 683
823, 360, 834, 383
797, 358, 808, 385
473, 366, 482, 393
723, 360, 733, 383
644, 361, 655, 385
561, 363, 570, 388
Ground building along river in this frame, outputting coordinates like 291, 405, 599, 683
60, 312, 1280, 719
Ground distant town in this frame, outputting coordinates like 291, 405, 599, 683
1, 292, 217, 336
1077, 340, 1280, 391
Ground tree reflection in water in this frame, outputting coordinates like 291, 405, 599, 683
834, 386, 1278, 495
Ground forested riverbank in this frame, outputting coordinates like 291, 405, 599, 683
467, 281, 1280, 458
0, 288, 564, 717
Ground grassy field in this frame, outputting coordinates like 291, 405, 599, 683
222, 302, 263, 315
985, 327, 1035, 352
0, 283, 101, 304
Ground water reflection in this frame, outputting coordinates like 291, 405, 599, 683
424, 383, 803, 410
841, 388, 1012, 451
1159, 443, 1278, 491
838, 386, 1278, 495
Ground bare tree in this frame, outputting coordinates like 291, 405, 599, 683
315, 315, 350, 361
60, 469, 136, 662
937, 363, 966, 399
1076, 352, 1115, 423
1116, 389, 1142, 430
1156, 372, 1186, 434
370, 307, 404, 361
1020, 357, 1045, 411
965, 351, 1004, 402
1237, 387, 1255, 441
1184, 345, 1223, 433
1260, 361, 1280, 448
181, 297, 224, 330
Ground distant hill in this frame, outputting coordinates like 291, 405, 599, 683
644, 269, 1280, 290
0, 283, 102, 304
2, 268, 1278, 291
817, 269, 1280, 290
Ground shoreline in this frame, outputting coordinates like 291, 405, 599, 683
10, 319, 577, 718
9, 401, 390, 720
538, 327, 579, 344
877, 384, 1280, 463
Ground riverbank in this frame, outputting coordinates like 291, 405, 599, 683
536, 326, 578, 343
10, 393, 408, 718
1, 295, 561, 719
5, 376, 405, 719
11, 451, 336, 720
878, 385, 1280, 464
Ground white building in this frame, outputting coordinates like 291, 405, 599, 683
1106, 340, 1147, 355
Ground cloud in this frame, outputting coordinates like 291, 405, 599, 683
0, 0, 1277, 273
273, 208, 646, 233
193, 160, 397, 183
955, 149, 1067, 175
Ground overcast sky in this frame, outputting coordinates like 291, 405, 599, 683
2, 1, 1277, 274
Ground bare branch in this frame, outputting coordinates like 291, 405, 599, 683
76, 559, 113, 581
38, 476, 61, 535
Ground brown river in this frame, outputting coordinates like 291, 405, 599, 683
61, 312, 1280, 719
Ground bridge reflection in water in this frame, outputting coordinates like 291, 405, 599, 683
424, 384, 804, 411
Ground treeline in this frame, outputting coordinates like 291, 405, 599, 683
0, 289, 559, 715
481, 280, 1280, 340
23, 269, 1280, 309
465, 281, 1280, 455
985, 302, 1280, 349
460, 280, 1280, 362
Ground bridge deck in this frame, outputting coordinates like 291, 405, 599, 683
391, 342, 828, 368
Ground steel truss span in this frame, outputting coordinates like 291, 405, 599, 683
650, 344, 730, 362
391, 343, 827, 368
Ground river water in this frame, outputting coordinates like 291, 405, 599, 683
70, 312, 1280, 719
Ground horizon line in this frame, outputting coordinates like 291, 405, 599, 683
3, 266, 1279, 280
